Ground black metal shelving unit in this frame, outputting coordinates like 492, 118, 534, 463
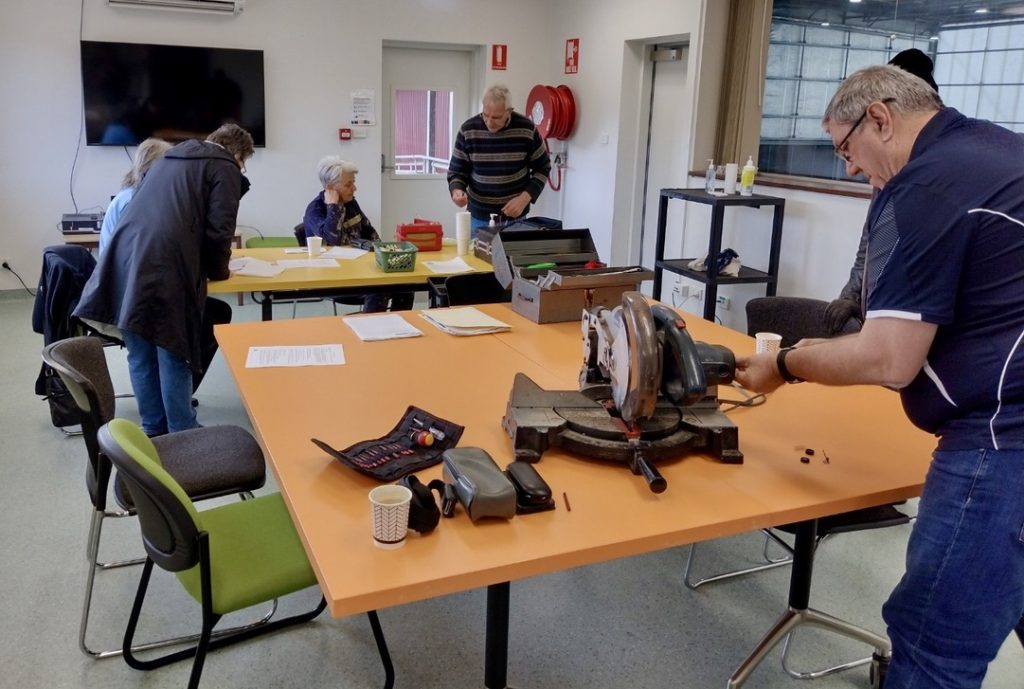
652, 188, 785, 320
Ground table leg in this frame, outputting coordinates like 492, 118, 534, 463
261, 293, 273, 321
485, 581, 511, 689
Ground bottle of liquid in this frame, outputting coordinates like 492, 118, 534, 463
704, 159, 716, 193
739, 156, 756, 196
489, 213, 497, 228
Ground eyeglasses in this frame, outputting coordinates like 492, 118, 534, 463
833, 98, 894, 163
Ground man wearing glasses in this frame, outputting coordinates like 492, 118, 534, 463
447, 84, 551, 236
736, 65, 1024, 688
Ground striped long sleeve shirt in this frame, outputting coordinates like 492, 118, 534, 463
447, 111, 551, 221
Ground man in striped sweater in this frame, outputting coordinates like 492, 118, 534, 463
448, 84, 551, 236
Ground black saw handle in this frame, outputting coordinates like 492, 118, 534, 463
631, 449, 667, 494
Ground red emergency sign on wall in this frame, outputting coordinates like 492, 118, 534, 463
565, 38, 579, 74
491, 44, 507, 71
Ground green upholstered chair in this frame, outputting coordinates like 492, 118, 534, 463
97, 418, 394, 689
41, 336, 269, 659
244, 236, 299, 249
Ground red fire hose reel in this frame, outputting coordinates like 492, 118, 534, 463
527, 85, 576, 190
526, 84, 576, 140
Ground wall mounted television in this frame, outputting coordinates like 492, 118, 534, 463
80, 40, 266, 147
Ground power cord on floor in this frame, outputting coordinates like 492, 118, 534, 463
2, 260, 36, 297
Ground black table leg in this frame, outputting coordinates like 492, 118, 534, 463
261, 292, 273, 321
485, 581, 511, 689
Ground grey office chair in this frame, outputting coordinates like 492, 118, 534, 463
686, 296, 910, 686
41, 336, 270, 659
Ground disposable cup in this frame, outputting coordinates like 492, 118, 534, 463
724, 163, 739, 194
306, 235, 323, 257
755, 332, 783, 354
368, 484, 412, 549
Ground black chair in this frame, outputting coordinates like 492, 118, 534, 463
429, 272, 511, 308
41, 336, 269, 659
685, 296, 910, 686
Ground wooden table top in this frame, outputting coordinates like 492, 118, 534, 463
208, 245, 493, 294
215, 304, 934, 618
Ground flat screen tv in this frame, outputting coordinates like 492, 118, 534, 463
80, 40, 266, 146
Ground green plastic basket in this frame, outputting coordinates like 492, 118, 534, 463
374, 241, 418, 273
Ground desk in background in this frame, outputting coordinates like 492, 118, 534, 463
215, 305, 933, 687
209, 246, 493, 320
66, 229, 246, 305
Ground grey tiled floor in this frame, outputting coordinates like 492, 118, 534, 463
2, 294, 1021, 688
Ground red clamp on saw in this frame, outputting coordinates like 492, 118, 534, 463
502, 292, 742, 493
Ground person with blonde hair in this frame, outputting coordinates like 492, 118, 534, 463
97, 137, 172, 255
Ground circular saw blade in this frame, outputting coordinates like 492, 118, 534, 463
610, 293, 660, 424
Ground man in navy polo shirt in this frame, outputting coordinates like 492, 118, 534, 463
736, 64, 1024, 688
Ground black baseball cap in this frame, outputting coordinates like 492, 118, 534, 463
889, 48, 939, 93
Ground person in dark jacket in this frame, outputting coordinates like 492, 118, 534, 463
74, 124, 254, 436
303, 156, 412, 312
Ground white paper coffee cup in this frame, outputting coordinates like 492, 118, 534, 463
306, 235, 323, 257
368, 484, 412, 549
755, 332, 783, 354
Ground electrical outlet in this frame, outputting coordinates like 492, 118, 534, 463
716, 295, 731, 310
672, 283, 688, 299
691, 288, 703, 303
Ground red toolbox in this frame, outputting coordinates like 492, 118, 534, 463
396, 218, 443, 251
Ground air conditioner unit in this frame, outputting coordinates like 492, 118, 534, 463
107, 0, 244, 15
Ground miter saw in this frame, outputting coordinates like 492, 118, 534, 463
502, 292, 742, 493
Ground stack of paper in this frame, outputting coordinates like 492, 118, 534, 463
277, 258, 340, 269
229, 256, 284, 278
343, 314, 424, 341
422, 257, 474, 274
420, 307, 511, 336
245, 344, 345, 368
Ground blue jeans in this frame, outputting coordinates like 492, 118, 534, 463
882, 448, 1024, 688
122, 331, 199, 436
470, 215, 490, 239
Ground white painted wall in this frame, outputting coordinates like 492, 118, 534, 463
1, 0, 870, 339
0, 0, 551, 289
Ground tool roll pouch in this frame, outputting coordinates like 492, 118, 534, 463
441, 448, 517, 521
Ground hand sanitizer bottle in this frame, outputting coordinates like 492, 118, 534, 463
739, 156, 756, 196
489, 213, 497, 227
704, 159, 716, 193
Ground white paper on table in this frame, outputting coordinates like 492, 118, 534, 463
323, 246, 368, 260
276, 258, 340, 269
245, 344, 345, 368
230, 257, 285, 277
422, 257, 474, 274
283, 247, 321, 254
343, 314, 423, 341
420, 307, 511, 336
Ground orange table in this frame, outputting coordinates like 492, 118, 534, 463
215, 305, 934, 687
208, 245, 493, 320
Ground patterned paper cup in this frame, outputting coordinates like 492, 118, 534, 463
755, 332, 783, 354
368, 484, 412, 549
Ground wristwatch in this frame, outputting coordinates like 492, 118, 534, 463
776, 347, 805, 384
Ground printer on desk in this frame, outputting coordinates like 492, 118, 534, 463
61, 212, 104, 234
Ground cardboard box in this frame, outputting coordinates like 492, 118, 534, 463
510, 266, 655, 323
